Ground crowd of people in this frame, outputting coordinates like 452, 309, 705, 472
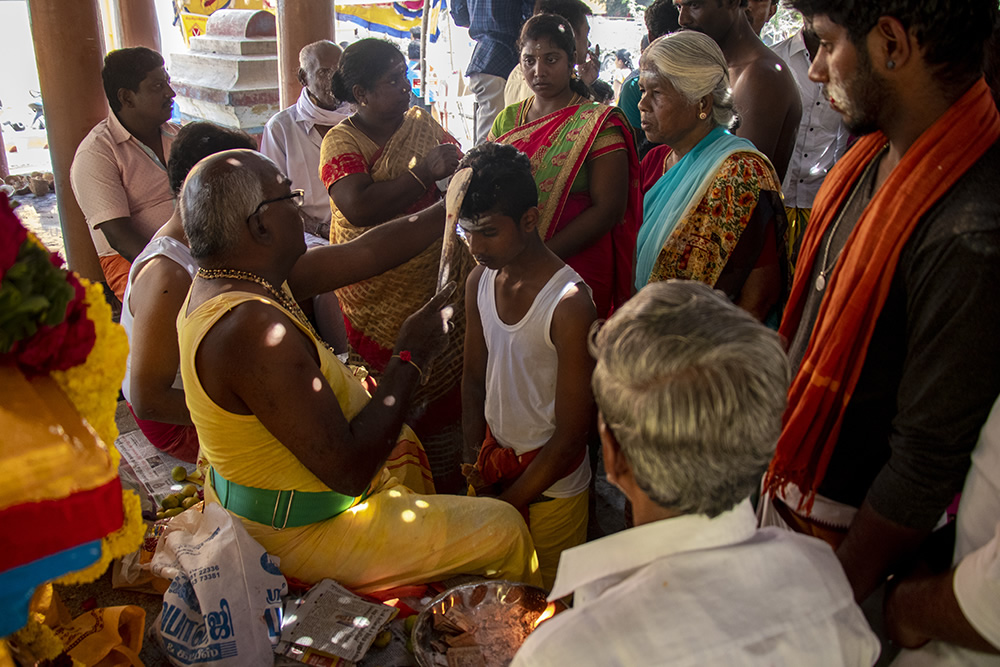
66, 0, 1000, 663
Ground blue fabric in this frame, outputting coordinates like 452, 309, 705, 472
452, 0, 534, 77
636, 126, 757, 290
0, 540, 102, 637
619, 71, 642, 131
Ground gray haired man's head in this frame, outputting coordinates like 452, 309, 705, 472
180, 149, 271, 260
590, 280, 789, 517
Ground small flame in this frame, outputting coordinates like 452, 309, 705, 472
532, 602, 556, 630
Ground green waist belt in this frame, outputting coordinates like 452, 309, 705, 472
209, 468, 365, 529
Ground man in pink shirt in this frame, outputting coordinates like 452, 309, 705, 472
71, 47, 180, 301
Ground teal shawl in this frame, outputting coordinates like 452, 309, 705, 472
635, 126, 758, 290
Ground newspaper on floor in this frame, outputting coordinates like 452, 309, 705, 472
116, 429, 196, 506
277, 579, 398, 664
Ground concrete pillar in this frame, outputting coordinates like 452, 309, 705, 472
275, 0, 335, 108
118, 0, 161, 52
26, 0, 105, 280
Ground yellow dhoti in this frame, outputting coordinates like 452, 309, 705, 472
181, 289, 541, 594
529, 490, 589, 591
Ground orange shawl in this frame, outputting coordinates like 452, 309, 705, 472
765, 79, 1000, 512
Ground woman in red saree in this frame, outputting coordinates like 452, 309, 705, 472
489, 14, 641, 318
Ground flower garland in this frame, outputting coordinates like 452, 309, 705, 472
1, 192, 143, 607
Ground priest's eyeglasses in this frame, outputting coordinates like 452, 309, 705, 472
247, 189, 305, 224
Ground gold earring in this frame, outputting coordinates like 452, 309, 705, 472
699, 111, 708, 120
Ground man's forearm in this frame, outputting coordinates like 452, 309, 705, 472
289, 202, 445, 299
886, 569, 999, 653
837, 499, 931, 602
131, 386, 193, 426
99, 218, 151, 263
461, 377, 487, 464
497, 434, 584, 511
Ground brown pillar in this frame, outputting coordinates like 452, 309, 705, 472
276, 0, 335, 108
118, 0, 161, 52
27, 0, 105, 280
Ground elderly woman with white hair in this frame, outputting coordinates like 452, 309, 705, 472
635, 31, 789, 323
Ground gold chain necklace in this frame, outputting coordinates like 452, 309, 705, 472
196, 268, 334, 353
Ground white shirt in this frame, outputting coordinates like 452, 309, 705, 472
259, 88, 350, 229
771, 30, 849, 209
479, 265, 591, 498
893, 397, 1000, 666
513, 499, 880, 667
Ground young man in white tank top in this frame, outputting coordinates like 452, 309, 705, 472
459, 143, 598, 590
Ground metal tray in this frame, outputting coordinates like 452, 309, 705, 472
412, 580, 552, 667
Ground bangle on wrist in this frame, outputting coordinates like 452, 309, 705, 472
392, 350, 423, 379
407, 168, 429, 191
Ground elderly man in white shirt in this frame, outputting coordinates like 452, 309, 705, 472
260, 40, 350, 242
513, 280, 879, 667
771, 22, 849, 265
260, 40, 351, 351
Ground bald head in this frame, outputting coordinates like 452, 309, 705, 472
181, 150, 274, 260
298, 40, 343, 110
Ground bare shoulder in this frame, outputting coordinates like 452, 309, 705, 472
199, 298, 313, 368
465, 264, 487, 297
736, 50, 799, 99
554, 282, 599, 329
550, 282, 598, 369
130, 255, 192, 308
134, 254, 192, 291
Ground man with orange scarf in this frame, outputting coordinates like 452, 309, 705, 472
760, 0, 1000, 607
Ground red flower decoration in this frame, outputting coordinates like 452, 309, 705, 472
0, 192, 28, 280
398, 350, 412, 362
13, 273, 96, 376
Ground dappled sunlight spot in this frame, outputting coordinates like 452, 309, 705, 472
484, 570, 498, 577
297, 636, 314, 647
352, 616, 371, 628
774, 63, 783, 72
415, 499, 429, 509
265, 322, 287, 347
401, 509, 416, 523
225, 158, 244, 168
349, 502, 369, 515
384, 395, 396, 407
408, 157, 418, 169
312, 377, 323, 392
557, 24, 566, 33
530, 553, 540, 573
409, 215, 418, 222
282, 613, 298, 628
388, 489, 402, 498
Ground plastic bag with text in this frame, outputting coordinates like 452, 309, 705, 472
151, 503, 287, 666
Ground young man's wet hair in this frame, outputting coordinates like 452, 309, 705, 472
458, 143, 539, 224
